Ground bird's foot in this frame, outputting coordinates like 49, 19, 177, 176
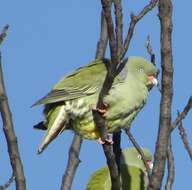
97, 134, 113, 145
92, 103, 108, 117
97, 138, 105, 144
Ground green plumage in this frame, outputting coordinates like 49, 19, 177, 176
86, 148, 153, 190
33, 57, 157, 153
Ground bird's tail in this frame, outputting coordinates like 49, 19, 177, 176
37, 104, 69, 154
33, 121, 47, 130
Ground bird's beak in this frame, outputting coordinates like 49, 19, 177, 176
147, 160, 153, 170
148, 76, 158, 86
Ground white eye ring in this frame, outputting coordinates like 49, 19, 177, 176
139, 68, 144, 73
137, 155, 142, 160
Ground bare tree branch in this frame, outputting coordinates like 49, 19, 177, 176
113, 131, 122, 172
125, 128, 151, 178
148, 0, 173, 189
95, 11, 108, 60
60, 134, 83, 190
171, 97, 192, 131
121, 0, 159, 59
100, 144, 120, 190
177, 111, 192, 160
101, 0, 117, 63
0, 26, 26, 190
114, 0, 123, 58
165, 138, 175, 190
0, 173, 15, 190
93, 1, 121, 189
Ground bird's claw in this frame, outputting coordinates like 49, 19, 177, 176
97, 134, 114, 145
92, 107, 107, 117
92, 103, 108, 117
105, 138, 114, 144
97, 138, 105, 144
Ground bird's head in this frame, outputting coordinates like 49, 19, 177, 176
126, 56, 158, 88
120, 147, 153, 172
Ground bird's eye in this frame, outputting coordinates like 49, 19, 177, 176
139, 68, 144, 73
137, 155, 142, 160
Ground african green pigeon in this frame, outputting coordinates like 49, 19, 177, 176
86, 147, 153, 190
33, 57, 157, 153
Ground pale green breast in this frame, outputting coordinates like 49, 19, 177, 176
103, 76, 148, 132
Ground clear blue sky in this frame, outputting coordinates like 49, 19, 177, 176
0, 0, 192, 189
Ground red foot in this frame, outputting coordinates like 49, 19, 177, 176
92, 107, 107, 117
98, 138, 105, 144
97, 134, 114, 145
92, 103, 108, 117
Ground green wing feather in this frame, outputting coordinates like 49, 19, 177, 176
33, 59, 116, 106
86, 167, 110, 190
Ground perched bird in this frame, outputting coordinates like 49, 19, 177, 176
86, 147, 153, 190
33, 57, 157, 153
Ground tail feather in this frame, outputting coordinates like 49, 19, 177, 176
37, 105, 68, 154
33, 121, 47, 130
37, 124, 65, 154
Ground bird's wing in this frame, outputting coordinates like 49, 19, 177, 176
121, 165, 148, 190
86, 167, 110, 190
33, 59, 124, 106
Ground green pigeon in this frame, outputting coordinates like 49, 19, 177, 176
86, 147, 153, 190
33, 57, 157, 153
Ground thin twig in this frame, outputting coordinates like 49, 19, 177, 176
0, 25, 9, 45
125, 128, 151, 178
0, 26, 26, 190
145, 35, 156, 65
0, 173, 15, 190
177, 111, 192, 160
60, 134, 83, 190
145, 36, 162, 93
121, 0, 159, 59
165, 138, 175, 190
171, 97, 192, 131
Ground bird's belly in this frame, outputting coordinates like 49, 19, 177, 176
73, 116, 100, 139
72, 108, 135, 140
68, 85, 147, 140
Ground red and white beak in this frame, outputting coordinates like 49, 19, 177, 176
148, 76, 158, 86
147, 160, 153, 170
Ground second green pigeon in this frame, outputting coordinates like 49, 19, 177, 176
86, 147, 153, 190
33, 57, 157, 153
